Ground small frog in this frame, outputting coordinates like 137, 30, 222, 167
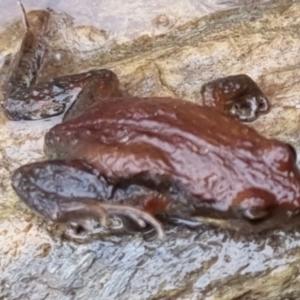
8, 3, 300, 240
11, 92, 300, 238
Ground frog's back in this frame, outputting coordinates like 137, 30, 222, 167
45, 97, 275, 202
56, 96, 267, 147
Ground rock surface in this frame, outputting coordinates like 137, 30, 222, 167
1, 1, 300, 299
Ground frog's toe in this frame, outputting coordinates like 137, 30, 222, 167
227, 96, 258, 122
227, 93, 270, 122
103, 204, 165, 240
257, 95, 269, 113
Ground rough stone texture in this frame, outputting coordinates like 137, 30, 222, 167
2, 1, 300, 299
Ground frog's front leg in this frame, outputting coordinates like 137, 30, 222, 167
201, 74, 269, 122
11, 160, 165, 239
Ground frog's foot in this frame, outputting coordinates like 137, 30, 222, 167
52, 200, 164, 239
201, 74, 269, 122
102, 203, 165, 240
225, 95, 268, 122
56, 199, 109, 227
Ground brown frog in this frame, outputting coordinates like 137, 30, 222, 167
11, 92, 300, 238
6, 4, 300, 239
